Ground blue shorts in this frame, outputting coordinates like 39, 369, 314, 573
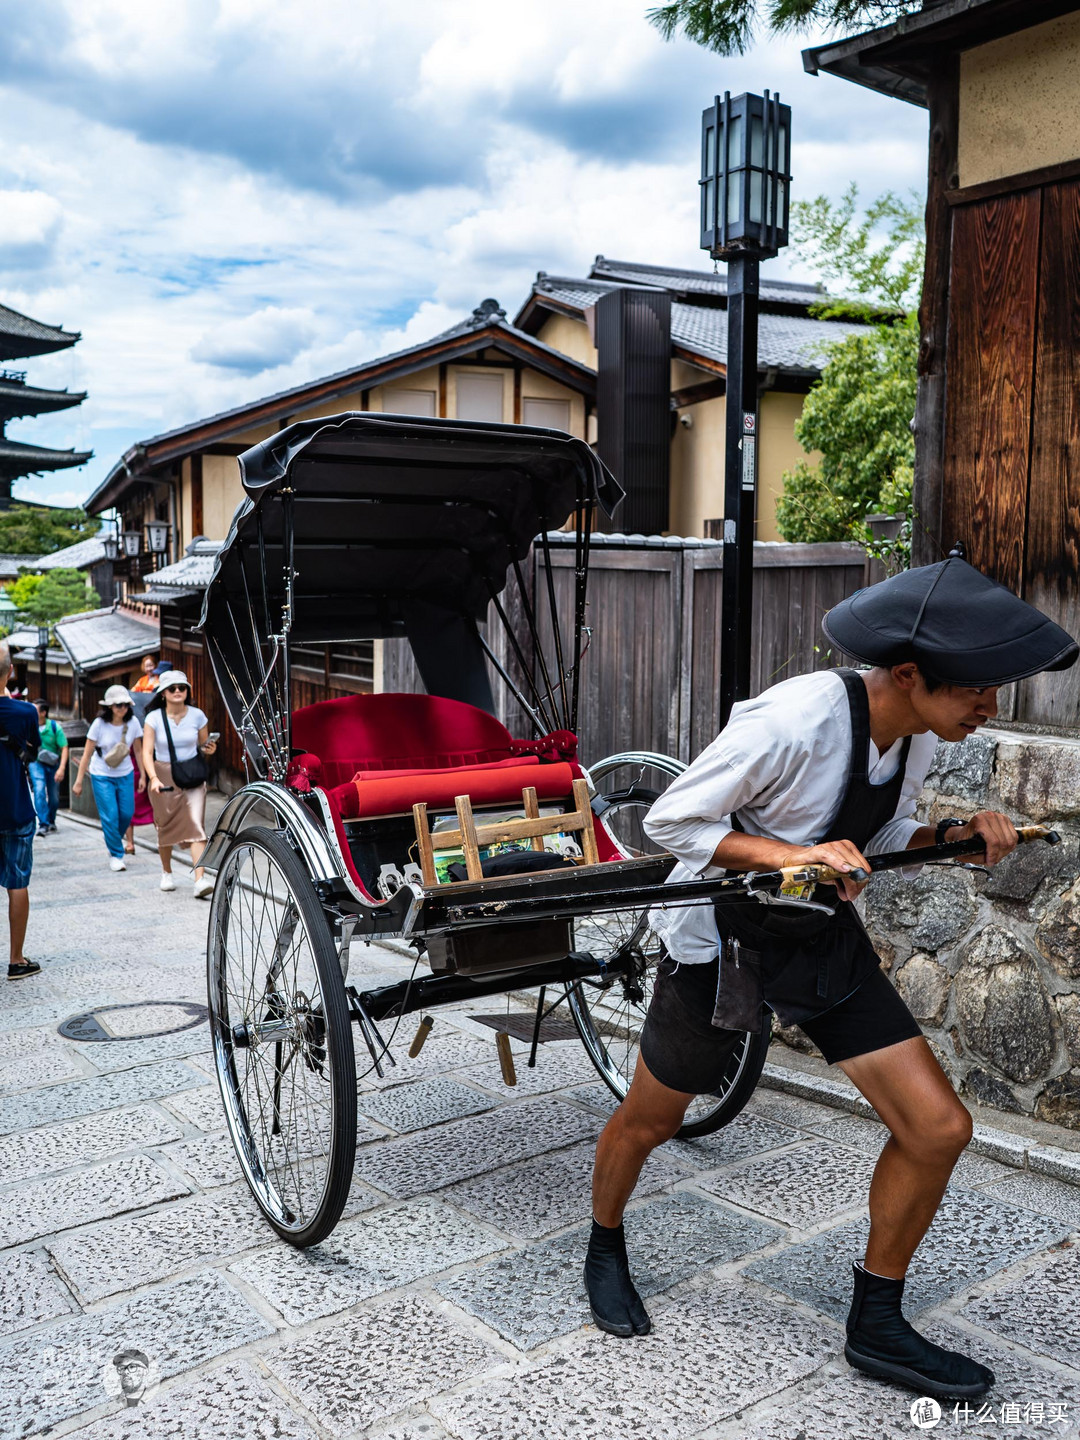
0, 822, 34, 890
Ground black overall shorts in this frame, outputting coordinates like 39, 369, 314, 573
640, 670, 922, 1093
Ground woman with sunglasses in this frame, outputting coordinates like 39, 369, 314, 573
141, 671, 217, 897
71, 686, 145, 871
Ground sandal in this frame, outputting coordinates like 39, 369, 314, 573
8, 959, 42, 981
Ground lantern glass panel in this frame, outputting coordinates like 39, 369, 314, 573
748, 170, 763, 226
749, 112, 763, 168
726, 114, 742, 169
122, 531, 141, 558
704, 122, 716, 175
103, 534, 118, 560
727, 171, 741, 228
37, 626, 49, 649
776, 121, 788, 173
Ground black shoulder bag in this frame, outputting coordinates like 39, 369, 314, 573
161, 712, 209, 790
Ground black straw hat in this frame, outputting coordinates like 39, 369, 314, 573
821, 558, 1079, 686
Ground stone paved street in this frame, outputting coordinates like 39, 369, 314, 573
3, 816, 1080, 1439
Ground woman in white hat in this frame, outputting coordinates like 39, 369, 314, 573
141, 671, 217, 898
71, 686, 145, 872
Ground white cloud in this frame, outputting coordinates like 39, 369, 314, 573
0, 1, 930, 508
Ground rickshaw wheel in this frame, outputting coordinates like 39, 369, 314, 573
207, 825, 356, 1247
568, 754, 770, 1138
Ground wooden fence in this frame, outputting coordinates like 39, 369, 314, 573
383, 537, 869, 765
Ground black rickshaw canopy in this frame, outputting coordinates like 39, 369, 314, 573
198, 412, 623, 775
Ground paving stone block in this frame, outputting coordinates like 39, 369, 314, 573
0, 1024, 64, 1065
697, 1139, 876, 1228
563, 1082, 618, 1114
160, 1084, 226, 1131
970, 1123, 1030, 1167
0, 1272, 275, 1438
65, 1359, 318, 1440
261, 1293, 500, 1436
745, 1090, 837, 1132
50, 1190, 269, 1301
739, 1315, 1080, 1440
1028, 1143, 1080, 1186
962, 1246, 1080, 1369
746, 1188, 1071, 1323
981, 1172, 1080, 1228
231, 1197, 504, 1325
360, 1031, 494, 1091
353, 1098, 600, 1198
805, 1117, 1011, 1190
0, 1250, 75, 1334
0, 1000, 111, 1033
437, 1190, 781, 1351
0, 1060, 205, 1135
456, 1043, 598, 1099
669, 1112, 803, 1172
160, 1112, 386, 1190
357, 1077, 496, 1133
0, 1154, 189, 1249
0, 1047, 84, 1092
371, 1419, 452, 1440
950, 1151, 1016, 1189
0, 1104, 183, 1185
80, 1029, 213, 1073
432, 1277, 835, 1440
759, 1064, 861, 1113
444, 1138, 683, 1240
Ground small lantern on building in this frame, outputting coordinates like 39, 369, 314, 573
121, 530, 142, 558
102, 530, 119, 561
146, 520, 170, 554
36, 624, 49, 650
700, 90, 791, 260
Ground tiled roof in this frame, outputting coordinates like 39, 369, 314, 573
55, 606, 159, 674
142, 544, 221, 590
589, 256, 827, 307
0, 378, 85, 420
0, 437, 92, 478
0, 302, 80, 361
35, 535, 109, 571
531, 277, 865, 374
0, 553, 41, 581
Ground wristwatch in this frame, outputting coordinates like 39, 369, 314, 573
935, 816, 965, 846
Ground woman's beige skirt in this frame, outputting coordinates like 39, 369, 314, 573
150, 761, 207, 848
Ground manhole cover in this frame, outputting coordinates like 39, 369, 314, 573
471, 1012, 579, 1043
58, 1001, 208, 1042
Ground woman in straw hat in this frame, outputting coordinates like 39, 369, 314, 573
141, 670, 217, 898
71, 686, 145, 872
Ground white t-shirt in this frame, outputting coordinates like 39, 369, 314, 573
86, 716, 144, 778
643, 669, 940, 965
145, 706, 209, 763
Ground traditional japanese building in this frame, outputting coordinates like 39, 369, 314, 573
0, 300, 91, 507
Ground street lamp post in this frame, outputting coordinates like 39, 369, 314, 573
36, 624, 49, 705
700, 90, 792, 726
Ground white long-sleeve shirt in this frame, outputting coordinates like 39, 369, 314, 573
643, 669, 938, 965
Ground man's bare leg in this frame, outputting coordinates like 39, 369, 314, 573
586, 1055, 695, 1336
8, 888, 28, 963
837, 1035, 993, 1397
592, 1055, 695, 1225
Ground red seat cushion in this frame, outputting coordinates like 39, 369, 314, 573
341, 760, 576, 820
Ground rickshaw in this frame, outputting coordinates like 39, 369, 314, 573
198, 413, 1060, 1247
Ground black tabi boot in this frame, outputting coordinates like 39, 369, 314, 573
584, 1220, 652, 1337
845, 1261, 994, 1399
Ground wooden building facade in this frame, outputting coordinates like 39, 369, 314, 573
806, 1, 1080, 730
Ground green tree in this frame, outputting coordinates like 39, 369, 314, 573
14, 568, 97, 626
771, 186, 924, 553
0, 506, 95, 556
9, 572, 44, 613
646, 0, 920, 54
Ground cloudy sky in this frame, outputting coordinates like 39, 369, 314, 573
0, 0, 928, 507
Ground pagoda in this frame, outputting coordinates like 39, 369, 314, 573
0, 300, 91, 509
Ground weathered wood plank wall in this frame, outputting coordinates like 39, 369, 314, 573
382, 539, 868, 764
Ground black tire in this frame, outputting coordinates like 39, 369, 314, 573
569, 755, 769, 1138
207, 825, 356, 1246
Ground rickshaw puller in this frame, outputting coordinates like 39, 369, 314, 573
585, 558, 1078, 1400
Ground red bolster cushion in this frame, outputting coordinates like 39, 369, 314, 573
350, 760, 577, 818
351, 756, 538, 783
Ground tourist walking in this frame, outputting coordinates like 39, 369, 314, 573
29, 700, 68, 835
141, 671, 217, 898
72, 686, 145, 872
0, 640, 41, 979
131, 654, 160, 694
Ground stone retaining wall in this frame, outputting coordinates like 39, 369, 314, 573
780, 728, 1080, 1129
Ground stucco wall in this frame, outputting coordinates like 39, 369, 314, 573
958, 11, 1080, 188
537, 312, 598, 369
